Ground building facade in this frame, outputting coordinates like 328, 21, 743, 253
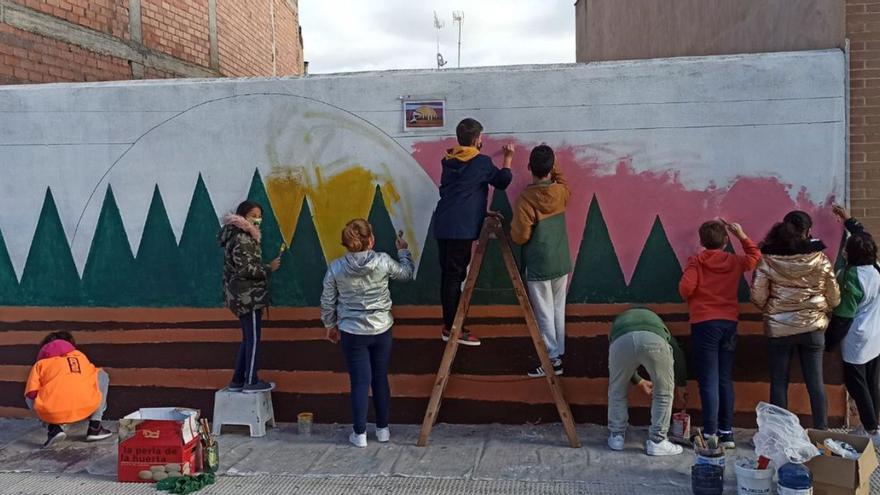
0, 0, 304, 83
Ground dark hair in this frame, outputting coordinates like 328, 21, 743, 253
761, 210, 813, 251
456, 118, 483, 146
846, 232, 878, 266
528, 145, 555, 178
235, 200, 262, 218
699, 221, 727, 249
40, 331, 75, 347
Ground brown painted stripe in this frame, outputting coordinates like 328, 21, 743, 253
0, 406, 30, 418
0, 335, 845, 384
0, 367, 846, 417
0, 382, 844, 428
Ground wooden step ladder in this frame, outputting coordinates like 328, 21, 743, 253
417, 214, 581, 448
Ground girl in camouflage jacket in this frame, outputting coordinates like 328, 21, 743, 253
218, 201, 281, 393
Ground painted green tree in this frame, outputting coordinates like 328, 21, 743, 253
19, 188, 81, 306
627, 216, 683, 303
393, 215, 441, 305
724, 242, 752, 302
473, 189, 519, 305
0, 228, 20, 306
568, 195, 628, 303
135, 186, 188, 306
178, 174, 223, 307
274, 198, 326, 306
81, 186, 137, 306
246, 169, 284, 262
367, 186, 398, 257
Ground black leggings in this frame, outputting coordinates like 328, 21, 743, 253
844, 356, 880, 432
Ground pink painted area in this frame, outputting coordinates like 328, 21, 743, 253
410, 137, 842, 283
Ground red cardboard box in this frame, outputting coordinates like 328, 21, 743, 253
117, 408, 201, 483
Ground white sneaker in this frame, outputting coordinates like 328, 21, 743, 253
646, 439, 683, 456
349, 432, 367, 448
871, 431, 880, 450
376, 427, 390, 443
608, 433, 625, 451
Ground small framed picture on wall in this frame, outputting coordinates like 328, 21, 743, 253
402, 100, 445, 132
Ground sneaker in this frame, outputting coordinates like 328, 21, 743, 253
43, 425, 66, 448
349, 432, 367, 448
376, 427, 390, 443
441, 328, 481, 347
608, 433, 625, 451
718, 431, 736, 450
227, 382, 244, 392
86, 425, 113, 442
527, 360, 563, 378
646, 439, 683, 456
243, 381, 275, 393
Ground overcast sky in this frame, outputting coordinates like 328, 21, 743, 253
298, 1, 576, 74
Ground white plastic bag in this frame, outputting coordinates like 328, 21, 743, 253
753, 402, 820, 470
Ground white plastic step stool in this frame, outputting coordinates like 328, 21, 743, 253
212, 388, 276, 437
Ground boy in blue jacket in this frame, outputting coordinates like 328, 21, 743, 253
433, 118, 514, 346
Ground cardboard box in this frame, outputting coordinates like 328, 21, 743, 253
806, 430, 879, 495
118, 407, 201, 483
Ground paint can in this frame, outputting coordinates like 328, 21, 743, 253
671, 411, 691, 441
691, 464, 724, 495
297, 412, 313, 435
695, 446, 726, 469
734, 458, 773, 495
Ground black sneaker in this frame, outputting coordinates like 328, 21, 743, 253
86, 424, 113, 442
43, 424, 66, 448
441, 328, 481, 346
527, 360, 563, 378
718, 431, 736, 449
243, 380, 276, 393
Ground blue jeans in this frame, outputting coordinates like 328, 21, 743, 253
691, 320, 737, 435
340, 329, 393, 435
232, 309, 262, 385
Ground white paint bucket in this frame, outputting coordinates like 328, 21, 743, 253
734, 461, 774, 495
695, 447, 726, 468
777, 486, 812, 495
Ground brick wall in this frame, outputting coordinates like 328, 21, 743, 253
8, 0, 130, 39
141, 0, 210, 67
0, 0, 303, 84
847, 1, 880, 234
0, 23, 131, 84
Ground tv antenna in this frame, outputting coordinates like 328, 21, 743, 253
452, 11, 464, 68
433, 11, 447, 69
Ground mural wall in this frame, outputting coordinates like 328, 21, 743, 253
0, 50, 847, 426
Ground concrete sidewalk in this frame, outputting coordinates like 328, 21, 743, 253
0, 418, 747, 494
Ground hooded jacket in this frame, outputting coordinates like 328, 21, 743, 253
510, 167, 572, 281
320, 249, 415, 335
751, 239, 840, 338
679, 238, 761, 323
218, 214, 269, 317
25, 340, 103, 424
433, 146, 513, 240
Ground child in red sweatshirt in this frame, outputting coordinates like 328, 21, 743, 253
679, 220, 760, 448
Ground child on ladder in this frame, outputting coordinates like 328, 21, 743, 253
678, 219, 761, 448
432, 117, 515, 346
510, 144, 572, 378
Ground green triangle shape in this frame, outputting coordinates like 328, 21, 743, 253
568, 195, 628, 303
273, 198, 327, 306
723, 242, 752, 303
473, 189, 519, 305
627, 216, 683, 303
0, 228, 21, 305
20, 188, 82, 306
247, 169, 284, 263
393, 214, 441, 305
135, 186, 188, 306
81, 186, 137, 306
178, 174, 223, 307
367, 185, 398, 257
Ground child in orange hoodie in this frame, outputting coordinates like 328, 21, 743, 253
25, 331, 113, 448
679, 220, 760, 448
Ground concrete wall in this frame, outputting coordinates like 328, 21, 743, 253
0, 51, 847, 426
575, 0, 844, 62
0, 0, 304, 84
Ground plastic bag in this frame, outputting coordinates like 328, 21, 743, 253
753, 402, 820, 470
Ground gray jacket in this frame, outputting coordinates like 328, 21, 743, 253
320, 249, 415, 335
